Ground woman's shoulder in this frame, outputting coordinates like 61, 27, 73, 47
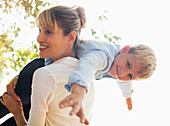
33, 66, 50, 79
35, 57, 78, 76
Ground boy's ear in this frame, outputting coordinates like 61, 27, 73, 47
120, 45, 131, 53
68, 31, 77, 44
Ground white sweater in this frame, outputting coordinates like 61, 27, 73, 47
27, 57, 95, 126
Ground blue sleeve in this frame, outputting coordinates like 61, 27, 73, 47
65, 50, 108, 92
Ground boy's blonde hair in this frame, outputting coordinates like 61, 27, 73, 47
128, 44, 156, 80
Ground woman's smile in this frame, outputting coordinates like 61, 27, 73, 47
39, 45, 49, 51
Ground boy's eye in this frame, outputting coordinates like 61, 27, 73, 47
39, 29, 41, 33
127, 60, 130, 68
46, 30, 52, 34
128, 74, 132, 80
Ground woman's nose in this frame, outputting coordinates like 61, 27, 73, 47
37, 32, 44, 43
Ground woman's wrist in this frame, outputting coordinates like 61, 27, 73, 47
14, 110, 27, 126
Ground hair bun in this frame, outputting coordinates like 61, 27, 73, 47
75, 7, 86, 28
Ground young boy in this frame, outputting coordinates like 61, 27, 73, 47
57, 40, 156, 124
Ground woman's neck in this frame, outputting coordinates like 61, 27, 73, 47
52, 49, 75, 62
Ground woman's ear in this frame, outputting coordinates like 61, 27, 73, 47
120, 45, 131, 53
68, 31, 77, 44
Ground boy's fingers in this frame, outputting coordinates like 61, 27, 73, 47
70, 104, 80, 116
79, 111, 85, 124
128, 104, 132, 111
59, 98, 74, 109
77, 109, 89, 125
129, 106, 132, 111
84, 119, 89, 125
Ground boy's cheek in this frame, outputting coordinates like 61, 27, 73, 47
109, 66, 115, 77
119, 78, 130, 81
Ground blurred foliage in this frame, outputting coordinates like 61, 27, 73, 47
90, 10, 121, 43
0, 1, 120, 84
0, 0, 50, 18
0, 0, 51, 83
91, 28, 121, 43
9, 43, 39, 71
0, 30, 14, 73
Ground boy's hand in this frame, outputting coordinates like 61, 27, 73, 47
59, 84, 89, 125
6, 75, 21, 102
126, 97, 132, 111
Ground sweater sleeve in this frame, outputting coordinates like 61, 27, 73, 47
116, 80, 133, 98
65, 50, 108, 92
27, 68, 55, 126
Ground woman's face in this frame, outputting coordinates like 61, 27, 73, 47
37, 26, 75, 61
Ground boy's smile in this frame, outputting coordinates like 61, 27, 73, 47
110, 46, 141, 81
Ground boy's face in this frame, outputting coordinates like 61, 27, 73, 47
110, 46, 141, 81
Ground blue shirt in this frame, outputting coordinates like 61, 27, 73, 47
45, 40, 133, 98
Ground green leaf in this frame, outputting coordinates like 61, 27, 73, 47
113, 36, 121, 41
91, 29, 97, 36
102, 15, 107, 21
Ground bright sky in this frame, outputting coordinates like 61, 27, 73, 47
1, 0, 170, 125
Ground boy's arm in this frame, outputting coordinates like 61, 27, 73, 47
60, 50, 109, 124
66, 50, 109, 92
59, 84, 89, 125
116, 80, 133, 110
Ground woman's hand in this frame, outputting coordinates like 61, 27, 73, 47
59, 84, 89, 125
0, 92, 23, 115
0, 92, 27, 126
6, 75, 21, 102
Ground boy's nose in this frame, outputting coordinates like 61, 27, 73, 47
120, 69, 130, 78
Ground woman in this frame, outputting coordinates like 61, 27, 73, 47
0, 5, 95, 126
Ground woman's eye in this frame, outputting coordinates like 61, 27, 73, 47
39, 29, 41, 33
127, 60, 130, 68
128, 74, 132, 80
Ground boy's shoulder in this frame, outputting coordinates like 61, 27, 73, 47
78, 40, 121, 50
81, 40, 114, 45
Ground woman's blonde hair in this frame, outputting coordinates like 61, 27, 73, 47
36, 5, 86, 46
128, 44, 157, 80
